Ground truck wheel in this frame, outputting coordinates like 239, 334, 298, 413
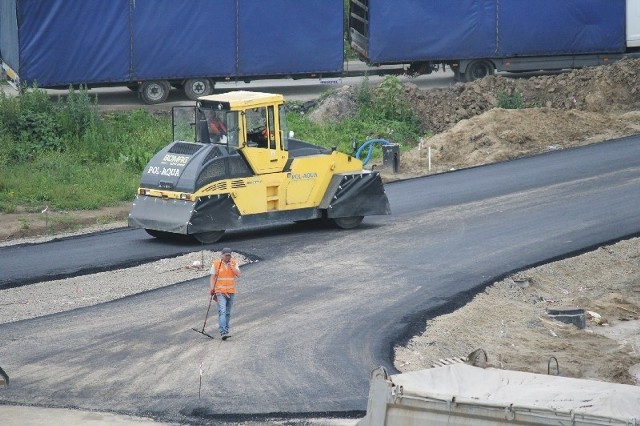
184, 78, 213, 100
193, 230, 225, 244
332, 216, 364, 229
465, 60, 494, 82
139, 80, 170, 104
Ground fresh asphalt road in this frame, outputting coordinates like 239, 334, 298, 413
1, 136, 639, 423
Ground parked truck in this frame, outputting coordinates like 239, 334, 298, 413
0, 0, 402, 104
2, 0, 640, 104
350, 0, 640, 81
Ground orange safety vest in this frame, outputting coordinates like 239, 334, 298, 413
209, 118, 226, 135
212, 259, 238, 294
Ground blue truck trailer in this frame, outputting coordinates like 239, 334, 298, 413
0, 0, 402, 104
2, 0, 640, 104
350, 0, 640, 81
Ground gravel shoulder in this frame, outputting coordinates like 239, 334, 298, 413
0, 247, 248, 324
395, 237, 640, 384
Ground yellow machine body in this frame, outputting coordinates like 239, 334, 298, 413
128, 91, 390, 243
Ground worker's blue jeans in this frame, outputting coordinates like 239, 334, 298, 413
216, 293, 234, 336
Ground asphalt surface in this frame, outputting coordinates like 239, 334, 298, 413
1, 136, 640, 424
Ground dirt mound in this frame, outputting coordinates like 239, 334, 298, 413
402, 108, 640, 173
307, 85, 358, 124
404, 57, 640, 135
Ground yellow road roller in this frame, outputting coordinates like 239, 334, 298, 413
128, 91, 390, 243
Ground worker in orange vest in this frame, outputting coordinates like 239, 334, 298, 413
209, 247, 241, 340
207, 111, 227, 142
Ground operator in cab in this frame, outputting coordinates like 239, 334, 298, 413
206, 110, 227, 143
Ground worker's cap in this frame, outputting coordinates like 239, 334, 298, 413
221, 248, 232, 255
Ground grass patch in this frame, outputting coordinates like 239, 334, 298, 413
46, 215, 81, 235
2, 77, 421, 214
0, 87, 170, 212
287, 76, 422, 163
96, 214, 122, 225
496, 91, 542, 109
1, 153, 142, 210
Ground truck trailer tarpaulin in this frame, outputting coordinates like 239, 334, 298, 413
360, 0, 627, 63
0, 0, 344, 88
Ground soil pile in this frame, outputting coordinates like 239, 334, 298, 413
399, 58, 640, 176
405, 57, 640, 134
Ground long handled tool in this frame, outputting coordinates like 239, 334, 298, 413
192, 261, 221, 339
192, 293, 217, 339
